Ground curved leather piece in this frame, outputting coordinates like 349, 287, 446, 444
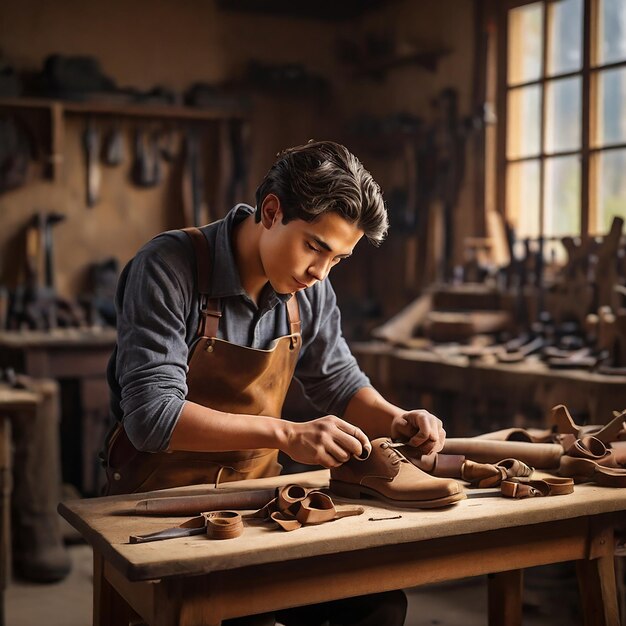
248, 484, 364, 532
462, 458, 534, 489
501, 477, 574, 498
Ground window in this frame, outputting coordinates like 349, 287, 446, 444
498, 0, 626, 256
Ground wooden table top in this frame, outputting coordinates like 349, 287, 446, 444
352, 340, 626, 386
59, 469, 626, 583
0, 327, 117, 349
0, 385, 39, 410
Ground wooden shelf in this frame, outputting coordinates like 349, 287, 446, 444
0, 96, 247, 180
0, 96, 246, 120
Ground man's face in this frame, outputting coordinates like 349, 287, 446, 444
259, 198, 364, 295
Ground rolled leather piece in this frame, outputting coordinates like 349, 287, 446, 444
203, 511, 244, 540
135, 487, 278, 515
442, 438, 563, 469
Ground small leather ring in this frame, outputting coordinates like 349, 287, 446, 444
203, 511, 244, 540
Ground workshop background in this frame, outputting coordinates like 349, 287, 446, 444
0, 0, 625, 625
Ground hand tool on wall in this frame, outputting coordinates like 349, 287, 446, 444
131, 128, 154, 187
228, 119, 250, 211
83, 119, 101, 207
181, 129, 208, 226
102, 123, 124, 166
216, 120, 234, 217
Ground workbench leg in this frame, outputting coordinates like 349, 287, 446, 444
487, 569, 523, 626
576, 555, 620, 626
93, 551, 133, 626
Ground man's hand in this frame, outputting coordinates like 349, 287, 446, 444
390, 409, 446, 455
281, 416, 371, 468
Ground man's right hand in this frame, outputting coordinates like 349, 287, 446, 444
281, 415, 371, 468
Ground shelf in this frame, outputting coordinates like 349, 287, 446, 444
216, 0, 391, 21
0, 96, 247, 121
0, 96, 247, 181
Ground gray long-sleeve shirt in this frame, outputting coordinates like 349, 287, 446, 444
107, 204, 371, 452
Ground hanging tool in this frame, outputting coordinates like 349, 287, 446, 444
83, 119, 101, 207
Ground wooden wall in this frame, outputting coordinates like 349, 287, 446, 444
0, 0, 478, 330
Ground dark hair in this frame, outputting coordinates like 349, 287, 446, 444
254, 140, 388, 245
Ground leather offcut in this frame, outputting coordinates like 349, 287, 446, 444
246, 484, 364, 532
501, 477, 574, 499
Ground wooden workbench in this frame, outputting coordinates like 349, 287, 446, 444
0, 384, 40, 626
59, 469, 624, 626
352, 341, 626, 434
0, 328, 117, 493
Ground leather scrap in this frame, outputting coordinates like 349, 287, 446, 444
246, 484, 364, 532
462, 458, 534, 489
501, 477, 574, 499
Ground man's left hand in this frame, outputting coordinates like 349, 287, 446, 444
390, 409, 446, 455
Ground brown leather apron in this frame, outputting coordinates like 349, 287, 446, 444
104, 227, 301, 495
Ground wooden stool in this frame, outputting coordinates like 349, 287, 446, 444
0, 417, 11, 626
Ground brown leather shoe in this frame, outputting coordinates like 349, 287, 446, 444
329, 438, 466, 509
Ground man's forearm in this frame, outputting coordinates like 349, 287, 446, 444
342, 386, 404, 439
169, 401, 290, 452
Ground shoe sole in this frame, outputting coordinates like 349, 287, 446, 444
329, 479, 466, 509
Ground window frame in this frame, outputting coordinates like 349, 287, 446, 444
494, 0, 626, 243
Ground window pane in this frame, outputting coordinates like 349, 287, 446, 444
507, 160, 540, 237
548, 0, 583, 75
545, 77, 581, 153
508, 3, 543, 85
544, 156, 581, 236
593, 149, 626, 233
507, 85, 541, 158
598, 0, 626, 65
595, 67, 626, 146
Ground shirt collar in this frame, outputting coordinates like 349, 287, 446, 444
207, 204, 292, 305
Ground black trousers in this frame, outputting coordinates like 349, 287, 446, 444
225, 590, 408, 626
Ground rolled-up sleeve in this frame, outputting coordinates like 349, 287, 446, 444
295, 281, 371, 416
115, 236, 194, 452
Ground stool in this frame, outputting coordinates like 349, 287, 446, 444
0, 417, 11, 626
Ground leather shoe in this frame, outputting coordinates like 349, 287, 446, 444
329, 438, 465, 509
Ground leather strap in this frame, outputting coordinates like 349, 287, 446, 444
182, 227, 222, 338
286, 294, 301, 336
501, 476, 574, 498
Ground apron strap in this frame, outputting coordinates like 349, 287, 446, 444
182, 227, 222, 338
286, 294, 301, 336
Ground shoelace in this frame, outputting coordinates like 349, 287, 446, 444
381, 441, 409, 466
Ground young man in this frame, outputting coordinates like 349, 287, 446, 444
105, 140, 446, 626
